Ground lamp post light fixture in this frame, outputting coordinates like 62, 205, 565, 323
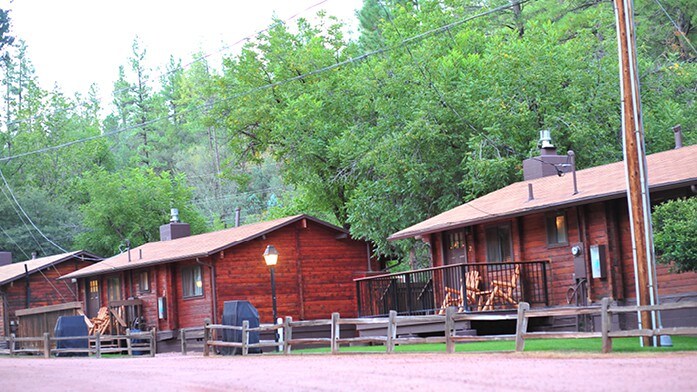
263, 245, 279, 326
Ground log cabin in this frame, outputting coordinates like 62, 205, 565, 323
358, 135, 697, 331
62, 214, 377, 343
0, 250, 101, 338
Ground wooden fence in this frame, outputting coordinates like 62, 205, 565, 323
0, 328, 156, 358
199, 298, 697, 355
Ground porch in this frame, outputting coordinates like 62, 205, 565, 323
355, 261, 549, 318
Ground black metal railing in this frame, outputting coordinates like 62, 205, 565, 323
355, 261, 549, 317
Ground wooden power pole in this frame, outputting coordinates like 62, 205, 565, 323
613, 0, 658, 346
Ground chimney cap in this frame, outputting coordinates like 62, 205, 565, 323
170, 208, 180, 223
539, 130, 555, 150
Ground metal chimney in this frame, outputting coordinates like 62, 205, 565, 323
170, 208, 180, 223
235, 207, 241, 227
539, 130, 555, 150
0, 251, 12, 266
673, 125, 683, 149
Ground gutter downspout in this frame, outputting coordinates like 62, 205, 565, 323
24, 264, 30, 308
196, 257, 217, 325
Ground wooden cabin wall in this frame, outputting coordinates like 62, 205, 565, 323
615, 198, 697, 301
0, 258, 91, 337
175, 259, 213, 329
297, 222, 373, 320
214, 220, 375, 324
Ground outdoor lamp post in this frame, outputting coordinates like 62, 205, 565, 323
263, 245, 279, 326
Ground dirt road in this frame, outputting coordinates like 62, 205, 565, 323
2, 352, 695, 391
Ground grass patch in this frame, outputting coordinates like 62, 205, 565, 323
293, 336, 697, 354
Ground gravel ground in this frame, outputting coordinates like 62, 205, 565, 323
2, 352, 696, 392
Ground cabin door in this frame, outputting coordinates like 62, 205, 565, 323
86, 279, 101, 317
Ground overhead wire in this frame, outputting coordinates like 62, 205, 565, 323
0, 0, 531, 164
652, 0, 697, 56
0, 168, 67, 252
0, 222, 30, 259
1, 0, 335, 131
0, 180, 46, 255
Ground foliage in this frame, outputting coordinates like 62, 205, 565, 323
653, 197, 697, 273
0, 0, 696, 267
74, 168, 206, 256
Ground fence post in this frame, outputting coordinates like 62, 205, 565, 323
180, 329, 187, 356
150, 328, 157, 356
601, 297, 612, 354
283, 317, 292, 355
445, 306, 455, 354
515, 302, 530, 352
43, 332, 50, 359
330, 312, 340, 354
242, 320, 249, 356
95, 332, 102, 359
9, 333, 14, 356
126, 328, 133, 356
387, 310, 397, 354
203, 319, 211, 357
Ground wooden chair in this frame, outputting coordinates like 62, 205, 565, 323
439, 286, 463, 314
482, 265, 521, 311
465, 270, 483, 309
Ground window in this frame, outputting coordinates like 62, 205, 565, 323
444, 229, 467, 265
182, 266, 203, 298
546, 211, 568, 246
139, 271, 150, 293
485, 223, 513, 263
107, 276, 122, 302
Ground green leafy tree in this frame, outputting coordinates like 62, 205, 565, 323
75, 167, 207, 256
653, 197, 697, 273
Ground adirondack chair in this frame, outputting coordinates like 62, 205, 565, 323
482, 265, 521, 311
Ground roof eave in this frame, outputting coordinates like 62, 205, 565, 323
388, 178, 697, 241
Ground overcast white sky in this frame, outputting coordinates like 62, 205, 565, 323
1, 0, 362, 107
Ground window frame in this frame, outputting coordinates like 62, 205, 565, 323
107, 275, 122, 303
181, 265, 203, 299
545, 211, 569, 247
485, 222, 513, 264
138, 270, 150, 293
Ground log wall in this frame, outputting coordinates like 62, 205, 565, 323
0, 258, 93, 337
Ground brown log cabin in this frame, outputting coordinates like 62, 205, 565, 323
0, 251, 101, 338
62, 214, 377, 342
358, 138, 697, 330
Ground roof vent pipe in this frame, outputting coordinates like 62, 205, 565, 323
527, 183, 534, 201
539, 130, 554, 149
673, 124, 683, 149
127, 239, 131, 262
170, 208, 180, 223
568, 150, 578, 195
235, 207, 241, 227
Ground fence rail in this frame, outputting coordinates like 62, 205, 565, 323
199, 298, 697, 355
0, 328, 156, 358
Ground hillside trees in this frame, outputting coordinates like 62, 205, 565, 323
209, 0, 695, 262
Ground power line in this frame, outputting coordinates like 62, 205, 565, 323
0, 222, 30, 259
0, 0, 530, 164
0, 181, 46, 254
0, 168, 67, 253
652, 0, 697, 56
2, 0, 336, 131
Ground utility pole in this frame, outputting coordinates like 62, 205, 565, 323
613, 0, 658, 346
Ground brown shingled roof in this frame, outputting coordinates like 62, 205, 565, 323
389, 145, 697, 241
0, 251, 102, 285
63, 215, 347, 279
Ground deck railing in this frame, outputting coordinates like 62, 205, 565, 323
354, 261, 549, 317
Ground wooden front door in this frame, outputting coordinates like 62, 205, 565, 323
87, 279, 100, 317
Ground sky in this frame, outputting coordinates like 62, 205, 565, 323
0, 0, 363, 108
